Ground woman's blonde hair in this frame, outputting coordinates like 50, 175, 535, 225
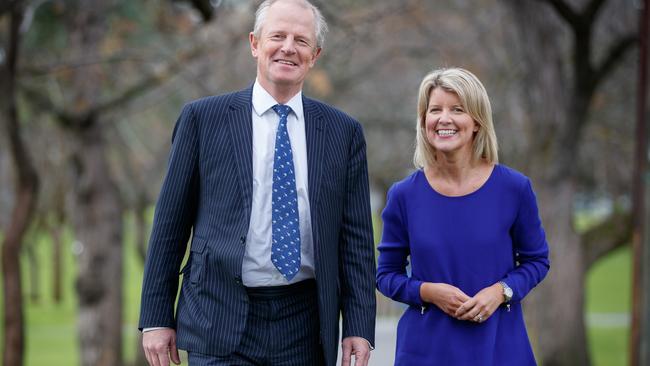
413, 67, 498, 168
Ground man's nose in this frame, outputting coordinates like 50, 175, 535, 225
280, 37, 297, 54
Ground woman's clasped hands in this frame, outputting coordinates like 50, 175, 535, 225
420, 282, 503, 323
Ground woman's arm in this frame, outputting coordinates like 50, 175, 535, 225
502, 178, 551, 302
376, 185, 425, 307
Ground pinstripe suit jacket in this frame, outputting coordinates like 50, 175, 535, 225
138, 86, 376, 365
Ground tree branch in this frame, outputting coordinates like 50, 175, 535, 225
172, 0, 216, 22
539, 0, 579, 25
19, 84, 74, 125
594, 33, 638, 86
92, 45, 207, 116
581, 209, 632, 269
0, 0, 16, 17
20, 44, 208, 125
583, 0, 607, 24
20, 53, 150, 76
188, 0, 214, 22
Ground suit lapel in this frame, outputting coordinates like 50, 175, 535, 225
303, 96, 326, 232
227, 87, 254, 217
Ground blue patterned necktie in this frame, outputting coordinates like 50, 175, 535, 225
271, 104, 301, 281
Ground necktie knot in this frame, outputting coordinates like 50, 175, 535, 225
272, 104, 292, 119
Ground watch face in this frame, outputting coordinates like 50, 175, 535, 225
500, 281, 513, 301
504, 286, 513, 300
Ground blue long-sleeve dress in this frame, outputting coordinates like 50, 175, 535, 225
376, 165, 550, 366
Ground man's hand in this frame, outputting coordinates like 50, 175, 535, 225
341, 336, 371, 366
142, 328, 181, 366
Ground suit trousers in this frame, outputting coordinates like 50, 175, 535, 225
187, 279, 325, 366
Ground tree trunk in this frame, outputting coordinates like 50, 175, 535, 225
25, 242, 40, 304
1, 2, 39, 366
133, 203, 148, 366
500, 1, 634, 364
41, 211, 65, 304
50, 221, 64, 304
56, 1, 125, 364
134, 202, 149, 263
69, 121, 124, 366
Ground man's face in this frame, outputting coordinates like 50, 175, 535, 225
250, 1, 322, 96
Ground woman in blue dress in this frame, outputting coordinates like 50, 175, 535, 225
376, 67, 550, 366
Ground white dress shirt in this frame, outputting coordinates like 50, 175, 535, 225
242, 80, 315, 286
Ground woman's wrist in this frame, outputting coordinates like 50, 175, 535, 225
420, 282, 439, 303
420, 282, 431, 303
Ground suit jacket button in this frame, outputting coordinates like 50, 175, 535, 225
240, 236, 246, 244
235, 275, 242, 284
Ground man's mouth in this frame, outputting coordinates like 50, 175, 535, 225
275, 59, 298, 66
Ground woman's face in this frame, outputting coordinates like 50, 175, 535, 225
424, 87, 478, 157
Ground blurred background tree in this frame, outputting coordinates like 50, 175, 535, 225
0, 0, 642, 365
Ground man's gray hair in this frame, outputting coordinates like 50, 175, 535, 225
253, 0, 328, 48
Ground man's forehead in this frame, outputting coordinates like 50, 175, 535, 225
261, 6, 316, 36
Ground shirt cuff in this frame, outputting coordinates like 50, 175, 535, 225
365, 338, 375, 351
142, 327, 171, 333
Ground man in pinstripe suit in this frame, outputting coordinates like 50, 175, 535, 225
139, 0, 376, 365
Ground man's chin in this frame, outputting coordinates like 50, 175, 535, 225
269, 76, 304, 88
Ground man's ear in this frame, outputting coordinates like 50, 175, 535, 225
249, 32, 259, 57
309, 47, 322, 67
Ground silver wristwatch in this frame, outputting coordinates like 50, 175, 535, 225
499, 281, 513, 303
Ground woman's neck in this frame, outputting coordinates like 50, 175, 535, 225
428, 151, 476, 184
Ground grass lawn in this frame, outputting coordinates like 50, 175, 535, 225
1, 219, 148, 366
586, 245, 630, 366
0, 217, 632, 365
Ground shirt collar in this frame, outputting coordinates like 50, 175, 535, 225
252, 79, 303, 120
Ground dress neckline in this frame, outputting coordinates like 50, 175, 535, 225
420, 164, 499, 199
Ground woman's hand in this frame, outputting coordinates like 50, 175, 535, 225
420, 282, 470, 317
454, 283, 503, 323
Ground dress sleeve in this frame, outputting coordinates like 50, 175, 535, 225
376, 184, 424, 307
502, 178, 550, 302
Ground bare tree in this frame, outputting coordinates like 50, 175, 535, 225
502, 0, 637, 364
0, 1, 39, 366
17, 2, 250, 364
